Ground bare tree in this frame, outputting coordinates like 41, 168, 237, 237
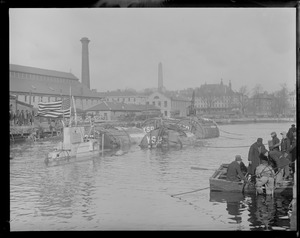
201, 94, 220, 114
251, 84, 264, 114
271, 83, 289, 117
237, 86, 248, 115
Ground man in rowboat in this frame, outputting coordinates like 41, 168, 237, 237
226, 155, 248, 183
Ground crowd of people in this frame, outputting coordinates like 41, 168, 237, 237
9, 104, 35, 126
227, 124, 297, 195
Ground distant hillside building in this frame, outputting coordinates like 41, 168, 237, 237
288, 89, 296, 116
85, 101, 160, 121
195, 79, 240, 115
9, 64, 105, 110
102, 90, 148, 105
147, 91, 190, 118
247, 91, 273, 116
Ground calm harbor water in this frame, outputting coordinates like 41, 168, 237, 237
10, 122, 294, 231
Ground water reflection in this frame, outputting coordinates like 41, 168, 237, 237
35, 162, 98, 222
210, 191, 292, 231
210, 191, 244, 224
247, 194, 292, 230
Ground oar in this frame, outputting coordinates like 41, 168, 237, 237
191, 166, 215, 171
171, 187, 210, 197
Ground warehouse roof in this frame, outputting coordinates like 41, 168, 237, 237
10, 64, 105, 98
10, 64, 79, 81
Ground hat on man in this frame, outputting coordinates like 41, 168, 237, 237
235, 155, 242, 162
280, 131, 286, 135
257, 138, 263, 143
291, 124, 295, 127
271, 132, 277, 136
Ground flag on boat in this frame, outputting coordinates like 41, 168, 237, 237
37, 98, 71, 118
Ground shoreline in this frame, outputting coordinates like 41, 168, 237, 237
10, 117, 296, 133
214, 118, 296, 125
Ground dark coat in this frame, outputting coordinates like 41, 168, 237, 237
287, 127, 296, 141
247, 142, 266, 175
289, 139, 297, 162
281, 138, 291, 152
269, 150, 290, 169
270, 136, 280, 151
227, 161, 246, 182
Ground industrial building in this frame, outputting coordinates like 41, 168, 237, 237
9, 37, 104, 111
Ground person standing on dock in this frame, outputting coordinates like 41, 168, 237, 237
269, 132, 280, 151
20, 109, 24, 126
278, 131, 291, 180
287, 124, 296, 142
289, 132, 297, 175
248, 138, 267, 176
280, 132, 291, 164
24, 109, 28, 126
10, 104, 13, 126
15, 109, 19, 126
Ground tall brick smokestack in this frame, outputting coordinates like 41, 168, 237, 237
80, 37, 90, 89
158, 62, 163, 93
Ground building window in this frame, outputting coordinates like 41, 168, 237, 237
164, 111, 167, 116
25, 95, 27, 102
153, 102, 155, 106
158, 101, 161, 107
154, 96, 160, 99
164, 101, 167, 107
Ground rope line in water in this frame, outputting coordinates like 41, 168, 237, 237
170, 187, 210, 197
219, 128, 244, 136
219, 135, 244, 140
204, 145, 251, 148
203, 143, 269, 149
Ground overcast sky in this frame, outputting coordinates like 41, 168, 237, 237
9, 8, 296, 94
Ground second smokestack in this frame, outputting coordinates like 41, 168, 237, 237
158, 62, 163, 92
80, 37, 90, 89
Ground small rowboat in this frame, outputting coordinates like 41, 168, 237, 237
209, 164, 255, 193
209, 164, 293, 195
